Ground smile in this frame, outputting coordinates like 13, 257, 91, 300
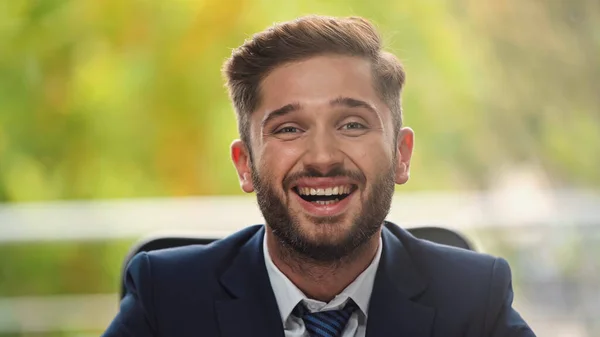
289, 182, 358, 217
293, 185, 356, 205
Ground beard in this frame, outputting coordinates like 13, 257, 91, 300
251, 162, 396, 264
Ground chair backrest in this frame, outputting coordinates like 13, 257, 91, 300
120, 226, 473, 299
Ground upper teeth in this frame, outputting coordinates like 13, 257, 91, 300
297, 185, 352, 196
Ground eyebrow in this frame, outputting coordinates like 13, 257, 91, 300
260, 96, 379, 129
261, 102, 301, 128
329, 96, 379, 117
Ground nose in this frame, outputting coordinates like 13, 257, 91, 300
302, 128, 344, 174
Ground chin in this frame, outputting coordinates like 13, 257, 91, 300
298, 214, 354, 242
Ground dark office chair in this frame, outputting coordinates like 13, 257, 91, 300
120, 226, 473, 299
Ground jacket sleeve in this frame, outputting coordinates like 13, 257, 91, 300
484, 257, 536, 337
102, 252, 158, 337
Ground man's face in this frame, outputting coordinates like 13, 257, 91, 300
231, 55, 413, 262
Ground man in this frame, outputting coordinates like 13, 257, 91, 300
103, 15, 536, 337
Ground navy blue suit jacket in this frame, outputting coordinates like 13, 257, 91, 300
103, 222, 536, 336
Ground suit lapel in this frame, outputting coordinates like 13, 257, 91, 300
366, 223, 436, 337
215, 226, 284, 337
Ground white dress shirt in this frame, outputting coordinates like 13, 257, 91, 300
263, 234, 383, 337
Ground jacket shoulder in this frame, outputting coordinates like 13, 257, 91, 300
386, 223, 504, 278
386, 223, 512, 310
140, 224, 263, 275
124, 224, 264, 303
113, 226, 264, 336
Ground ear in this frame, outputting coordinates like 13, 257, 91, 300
231, 139, 255, 193
394, 127, 414, 185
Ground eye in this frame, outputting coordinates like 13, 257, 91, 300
275, 126, 300, 134
341, 122, 366, 130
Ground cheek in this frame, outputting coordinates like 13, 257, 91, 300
342, 137, 393, 173
258, 143, 304, 180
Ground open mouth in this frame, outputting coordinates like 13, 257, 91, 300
292, 184, 357, 205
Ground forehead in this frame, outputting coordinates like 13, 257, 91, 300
256, 55, 384, 117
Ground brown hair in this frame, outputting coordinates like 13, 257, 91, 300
222, 15, 406, 152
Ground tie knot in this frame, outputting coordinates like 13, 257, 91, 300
296, 300, 358, 337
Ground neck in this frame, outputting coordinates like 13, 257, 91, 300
266, 228, 381, 302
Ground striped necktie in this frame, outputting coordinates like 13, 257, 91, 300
296, 300, 358, 337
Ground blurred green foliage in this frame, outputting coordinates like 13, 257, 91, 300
1, 0, 599, 202
0, 240, 132, 296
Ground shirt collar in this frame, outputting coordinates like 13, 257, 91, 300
263, 232, 383, 323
